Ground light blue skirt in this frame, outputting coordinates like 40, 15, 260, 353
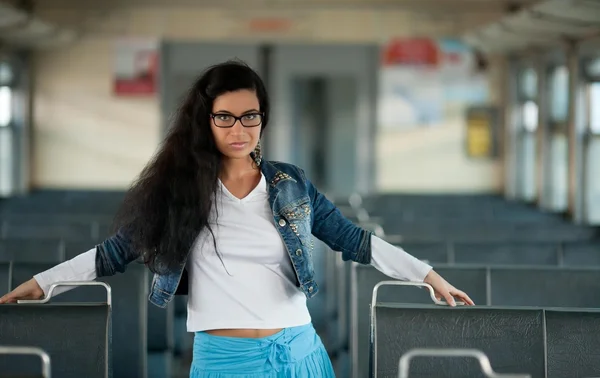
189, 323, 335, 377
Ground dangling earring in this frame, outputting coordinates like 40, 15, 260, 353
251, 140, 263, 166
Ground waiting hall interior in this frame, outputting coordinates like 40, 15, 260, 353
0, 0, 599, 377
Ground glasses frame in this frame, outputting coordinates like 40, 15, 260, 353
210, 112, 264, 128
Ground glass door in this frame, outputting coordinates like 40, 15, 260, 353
0, 56, 23, 197
515, 66, 539, 202
542, 64, 569, 211
582, 57, 600, 223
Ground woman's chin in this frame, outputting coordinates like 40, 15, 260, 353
222, 149, 253, 161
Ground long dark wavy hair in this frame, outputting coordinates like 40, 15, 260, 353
112, 60, 270, 274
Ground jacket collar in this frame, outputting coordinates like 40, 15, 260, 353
259, 160, 296, 188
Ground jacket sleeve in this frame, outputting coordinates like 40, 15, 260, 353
95, 227, 141, 277
32, 228, 140, 299
302, 171, 373, 264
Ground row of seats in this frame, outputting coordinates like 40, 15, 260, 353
3, 237, 596, 272
327, 193, 599, 378
1, 190, 599, 377
0, 219, 112, 240
384, 240, 598, 266
0, 190, 124, 214
379, 222, 598, 243
345, 193, 570, 222
0, 191, 183, 378
350, 264, 600, 377
2, 214, 597, 243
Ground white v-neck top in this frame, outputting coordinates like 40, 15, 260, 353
33, 173, 432, 332
184, 174, 312, 331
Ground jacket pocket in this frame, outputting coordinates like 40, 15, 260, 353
279, 196, 312, 221
280, 197, 313, 248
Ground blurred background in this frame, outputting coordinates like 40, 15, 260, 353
0, 0, 598, 206
0, 0, 599, 377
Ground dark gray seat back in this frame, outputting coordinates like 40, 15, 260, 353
372, 305, 600, 378
0, 239, 64, 263
0, 303, 110, 378
453, 242, 559, 265
490, 267, 600, 308
63, 241, 101, 260
10, 262, 148, 378
350, 264, 488, 378
0, 346, 51, 378
1, 218, 93, 240
372, 305, 545, 378
381, 222, 598, 243
66, 241, 173, 378
395, 242, 448, 264
545, 309, 600, 378
562, 241, 600, 266
0, 262, 9, 295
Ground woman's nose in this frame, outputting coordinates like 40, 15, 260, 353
230, 120, 246, 134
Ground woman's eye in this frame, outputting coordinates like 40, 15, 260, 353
216, 115, 232, 121
243, 114, 257, 120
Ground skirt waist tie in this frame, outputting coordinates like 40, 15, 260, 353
267, 337, 294, 372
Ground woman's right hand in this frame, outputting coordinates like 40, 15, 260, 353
0, 278, 44, 304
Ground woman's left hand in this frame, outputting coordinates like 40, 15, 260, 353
423, 269, 475, 307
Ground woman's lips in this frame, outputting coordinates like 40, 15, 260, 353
229, 142, 248, 150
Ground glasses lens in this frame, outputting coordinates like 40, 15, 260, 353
213, 114, 234, 127
241, 114, 262, 127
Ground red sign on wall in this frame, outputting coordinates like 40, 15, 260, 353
113, 39, 159, 96
382, 38, 440, 66
248, 18, 293, 32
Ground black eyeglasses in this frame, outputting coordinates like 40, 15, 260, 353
210, 113, 264, 128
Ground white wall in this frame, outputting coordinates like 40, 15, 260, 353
29, 7, 506, 192
376, 121, 502, 193
32, 36, 160, 189
375, 52, 505, 193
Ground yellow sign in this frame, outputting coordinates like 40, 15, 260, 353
466, 108, 495, 158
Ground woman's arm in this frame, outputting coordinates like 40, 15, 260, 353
303, 171, 474, 306
33, 228, 138, 299
370, 235, 474, 306
33, 248, 97, 298
94, 227, 140, 276
370, 235, 432, 282
304, 174, 372, 265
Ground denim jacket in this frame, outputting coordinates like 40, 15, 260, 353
94, 160, 373, 308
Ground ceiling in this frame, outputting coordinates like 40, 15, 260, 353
0, 0, 545, 48
464, 0, 600, 53
24, 0, 540, 12
0, 0, 536, 48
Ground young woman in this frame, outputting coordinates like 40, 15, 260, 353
0, 60, 474, 377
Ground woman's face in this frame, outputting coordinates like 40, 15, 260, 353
210, 89, 262, 162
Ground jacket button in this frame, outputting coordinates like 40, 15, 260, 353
278, 219, 286, 227
308, 286, 314, 293
296, 249, 302, 256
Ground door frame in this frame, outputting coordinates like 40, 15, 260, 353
267, 44, 379, 196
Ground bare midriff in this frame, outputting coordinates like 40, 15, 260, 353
205, 328, 284, 338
